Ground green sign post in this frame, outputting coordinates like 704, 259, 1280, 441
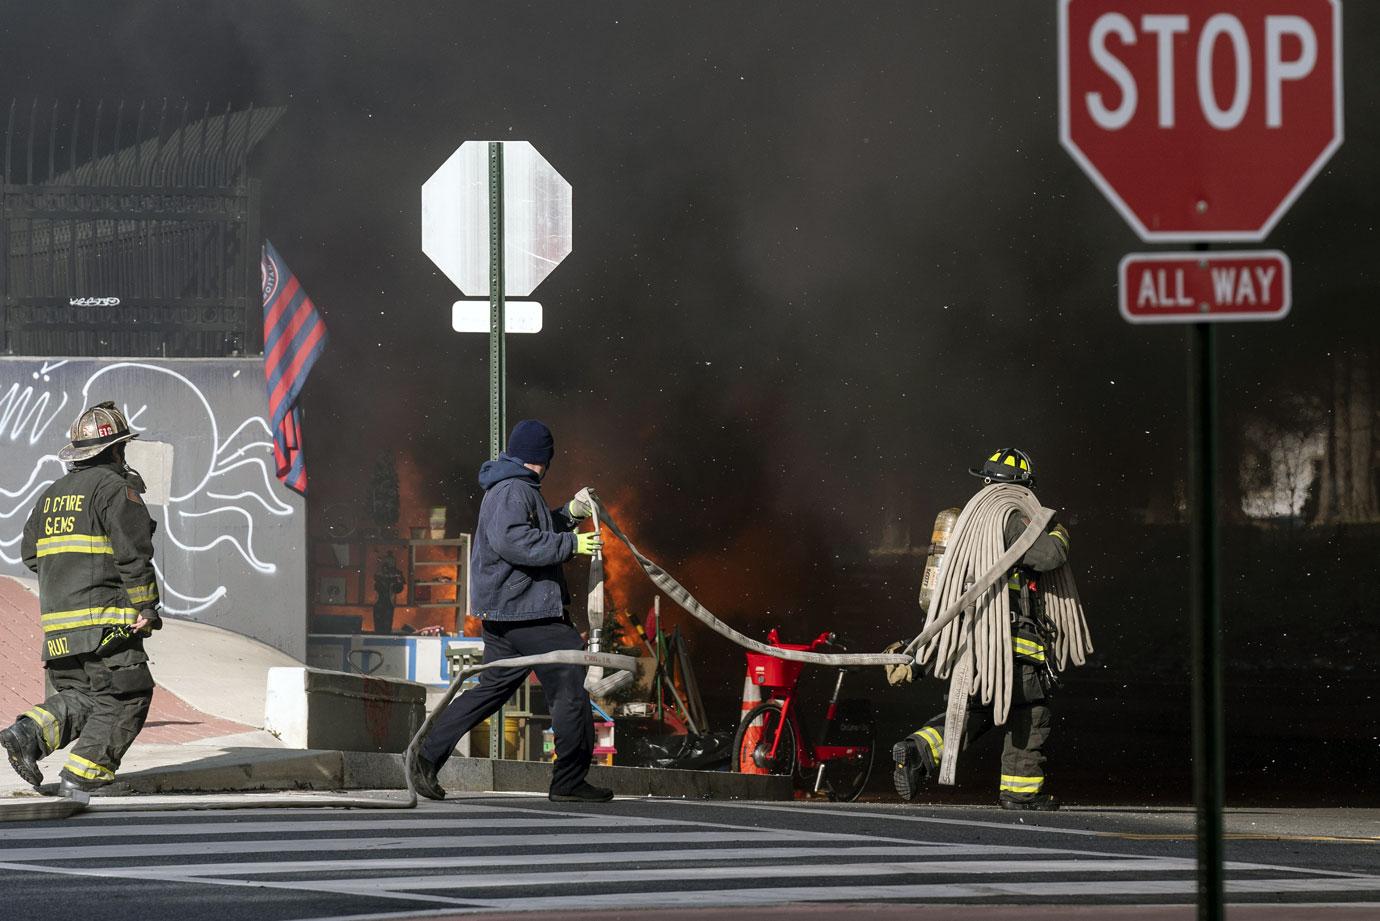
487, 141, 506, 462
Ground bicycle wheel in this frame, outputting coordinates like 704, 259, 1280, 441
821, 741, 875, 802
733, 700, 798, 778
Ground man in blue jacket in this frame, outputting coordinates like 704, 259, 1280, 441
415, 420, 609, 802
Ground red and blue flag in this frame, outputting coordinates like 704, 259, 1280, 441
261, 241, 328, 495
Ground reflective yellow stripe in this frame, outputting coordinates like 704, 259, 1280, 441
41, 606, 138, 633
1049, 528, 1069, 550
1013, 638, 1046, 662
127, 582, 159, 605
36, 534, 113, 557
22, 707, 60, 753
64, 753, 115, 782
1000, 774, 1044, 793
915, 726, 944, 760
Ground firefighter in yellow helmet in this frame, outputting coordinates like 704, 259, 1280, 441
891, 448, 1070, 811
0, 401, 162, 799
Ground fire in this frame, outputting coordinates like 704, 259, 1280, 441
676, 522, 810, 630
394, 452, 435, 537
592, 492, 670, 651
377, 451, 470, 635
596, 493, 642, 614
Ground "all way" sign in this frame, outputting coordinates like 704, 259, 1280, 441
1118, 251, 1291, 324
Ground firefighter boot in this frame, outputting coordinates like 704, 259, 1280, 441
891, 734, 935, 803
0, 718, 44, 789
57, 776, 96, 805
999, 793, 1060, 812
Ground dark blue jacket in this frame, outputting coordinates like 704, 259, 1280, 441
470, 454, 581, 622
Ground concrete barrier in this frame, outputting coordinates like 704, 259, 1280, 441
263, 666, 425, 753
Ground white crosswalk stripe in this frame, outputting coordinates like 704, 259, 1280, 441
0, 814, 668, 841
0, 796, 1376, 919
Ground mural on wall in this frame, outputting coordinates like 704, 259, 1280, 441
0, 358, 307, 658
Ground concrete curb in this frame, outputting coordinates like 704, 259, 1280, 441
107, 749, 794, 800
107, 749, 346, 795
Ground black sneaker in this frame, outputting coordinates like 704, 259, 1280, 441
549, 781, 614, 803
891, 737, 929, 802
999, 793, 1060, 812
412, 754, 446, 801
1, 718, 44, 789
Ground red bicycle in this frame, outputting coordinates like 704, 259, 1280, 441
732, 628, 876, 802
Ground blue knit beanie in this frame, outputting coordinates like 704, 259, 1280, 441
507, 419, 555, 465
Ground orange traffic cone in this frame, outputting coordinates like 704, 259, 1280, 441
738, 671, 767, 775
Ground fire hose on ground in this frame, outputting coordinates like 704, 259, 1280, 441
1, 650, 639, 821
3, 484, 1077, 820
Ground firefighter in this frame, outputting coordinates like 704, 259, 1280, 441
0, 401, 162, 798
412, 420, 612, 803
890, 448, 1069, 811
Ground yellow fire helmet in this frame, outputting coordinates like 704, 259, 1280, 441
969, 447, 1034, 486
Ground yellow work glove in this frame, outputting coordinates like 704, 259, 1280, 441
566, 490, 594, 520
883, 641, 915, 686
574, 531, 604, 556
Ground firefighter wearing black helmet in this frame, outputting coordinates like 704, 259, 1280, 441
0, 401, 162, 799
891, 448, 1070, 811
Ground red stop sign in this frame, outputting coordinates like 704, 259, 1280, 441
1059, 0, 1342, 242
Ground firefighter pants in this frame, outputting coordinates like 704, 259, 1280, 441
21, 652, 155, 786
912, 663, 1053, 801
419, 613, 595, 795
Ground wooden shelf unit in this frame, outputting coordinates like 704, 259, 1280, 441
408, 537, 471, 632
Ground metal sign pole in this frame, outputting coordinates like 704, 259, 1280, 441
487, 140, 506, 761
487, 140, 507, 461
1188, 310, 1224, 921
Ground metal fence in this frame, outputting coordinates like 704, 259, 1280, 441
1, 100, 284, 357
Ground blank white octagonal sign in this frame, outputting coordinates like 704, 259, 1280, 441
421, 141, 572, 297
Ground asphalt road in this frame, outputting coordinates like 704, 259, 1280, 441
0, 793, 1376, 921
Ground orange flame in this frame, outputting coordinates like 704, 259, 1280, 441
596, 493, 642, 615
394, 452, 435, 537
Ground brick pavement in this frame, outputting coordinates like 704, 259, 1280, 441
0, 577, 250, 743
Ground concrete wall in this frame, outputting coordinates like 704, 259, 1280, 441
0, 357, 307, 658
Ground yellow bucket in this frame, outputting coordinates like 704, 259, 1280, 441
469, 716, 522, 755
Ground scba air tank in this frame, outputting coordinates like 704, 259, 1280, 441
917, 507, 961, 613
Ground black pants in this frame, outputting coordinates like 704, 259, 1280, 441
22, 651, 154, 786
910, 663, 1053, 801
420, 614, 595, 794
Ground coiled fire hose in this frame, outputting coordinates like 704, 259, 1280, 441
911, 483, 1092, 784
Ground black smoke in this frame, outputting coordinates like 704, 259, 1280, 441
5, 2, 1379, 803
